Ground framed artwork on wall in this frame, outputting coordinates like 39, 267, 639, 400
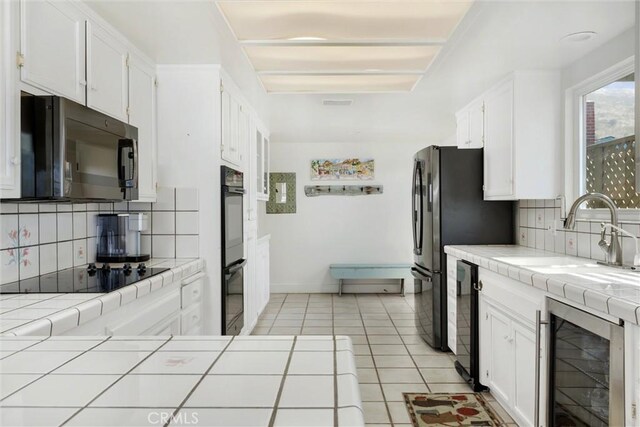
310, 158, 374, 181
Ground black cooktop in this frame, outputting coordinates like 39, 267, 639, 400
0, 263, 170, 294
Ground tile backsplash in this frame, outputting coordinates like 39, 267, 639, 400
0, 187, 199, 284
516, 199, 640, 264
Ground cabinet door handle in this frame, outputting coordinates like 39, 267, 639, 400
473, 280, 483, 291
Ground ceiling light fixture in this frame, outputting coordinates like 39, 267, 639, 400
287, 36, 328, 41
561, 31, 597, 43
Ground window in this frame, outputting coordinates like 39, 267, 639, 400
582, 73, 637, 209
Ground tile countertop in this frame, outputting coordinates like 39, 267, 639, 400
0, 335, 364, 427
0, 258, 204, 337
445, 245, 640, 325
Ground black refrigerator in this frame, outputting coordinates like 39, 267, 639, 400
411, 146, 514, 351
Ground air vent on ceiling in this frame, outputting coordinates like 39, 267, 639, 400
322, 99, 353, 106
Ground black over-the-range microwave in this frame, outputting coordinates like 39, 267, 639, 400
13, 92, 139, 201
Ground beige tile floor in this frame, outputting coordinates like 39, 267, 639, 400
252, 293, 518, 426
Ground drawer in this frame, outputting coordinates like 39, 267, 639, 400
181, 303, 202, 334
181, 278, 203, 308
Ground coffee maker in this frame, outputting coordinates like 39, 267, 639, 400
96, 213, 150, 262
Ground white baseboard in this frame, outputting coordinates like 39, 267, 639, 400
271, 280, 414, 295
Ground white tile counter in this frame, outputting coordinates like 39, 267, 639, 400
0, 259, 204, 336
445, 245, 640, 325
0, 335, 364, 427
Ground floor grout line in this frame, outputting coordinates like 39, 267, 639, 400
355, 294, 395, 426
257, 293, 513, 426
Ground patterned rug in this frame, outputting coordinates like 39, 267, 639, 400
403, 393, 504, 426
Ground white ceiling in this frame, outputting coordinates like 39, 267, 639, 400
86, 0, 635, 144
215, 0, 472, 93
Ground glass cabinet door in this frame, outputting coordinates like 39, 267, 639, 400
263, 136, 269, 196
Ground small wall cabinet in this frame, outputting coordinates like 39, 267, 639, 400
221, 79, 249, 167
456, 99, 484, 149
86, 21, 128, 122
20, 0, 87, 104
484, 71, 561, 200
128, 55, 157, 202
455, 71, 562, 201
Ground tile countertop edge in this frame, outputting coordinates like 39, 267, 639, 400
444, 245, 640, 326
1, 258, 205, 337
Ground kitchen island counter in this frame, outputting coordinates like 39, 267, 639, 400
0, 335, 364, 427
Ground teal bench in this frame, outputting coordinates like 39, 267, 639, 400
329, 264, 413, 296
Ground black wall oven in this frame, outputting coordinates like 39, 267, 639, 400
221, 166, 245, 335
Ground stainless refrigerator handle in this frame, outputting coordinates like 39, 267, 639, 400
535, 310, 549, 427
427, 172, 433, 212
411, 160, 419, 255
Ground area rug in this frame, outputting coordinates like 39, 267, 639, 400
403, 393, 504, 426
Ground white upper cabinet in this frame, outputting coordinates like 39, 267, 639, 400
483, 79, 514, 198
256, 129, 270, 201
456, 98, 484, 149
128, 55, 157, 202
221, 80, 247, 167
20, 0, 86, 104
0, 0, 19, 198
86, 21, 128, 122
481, 71, 561, 200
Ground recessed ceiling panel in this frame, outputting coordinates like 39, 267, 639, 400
217, 1, 473, 41
245, 45, 440, 72
260, 74, 421, 93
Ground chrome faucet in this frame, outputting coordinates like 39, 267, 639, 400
564, 192, 622, 266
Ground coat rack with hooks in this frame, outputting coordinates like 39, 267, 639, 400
304, 185, 383, 197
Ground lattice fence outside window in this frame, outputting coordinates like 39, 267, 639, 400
586, 135, 639, 208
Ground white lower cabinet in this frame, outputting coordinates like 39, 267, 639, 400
512, 319, 537, 425
256, 235, 270, 315
180, 272, 204, 335
480, 296, 536, 427
64, 268, 204, 336
244, 233, 270, 334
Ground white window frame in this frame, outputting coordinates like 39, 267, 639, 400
564, 56, 638, 221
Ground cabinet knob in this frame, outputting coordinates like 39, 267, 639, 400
11, 157, 19, 165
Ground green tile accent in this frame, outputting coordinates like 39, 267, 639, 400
267, 173, 296, 214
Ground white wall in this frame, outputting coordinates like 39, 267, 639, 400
561, 27, 634, 92
260, 141, 434, 293
156, 66, 222, 334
